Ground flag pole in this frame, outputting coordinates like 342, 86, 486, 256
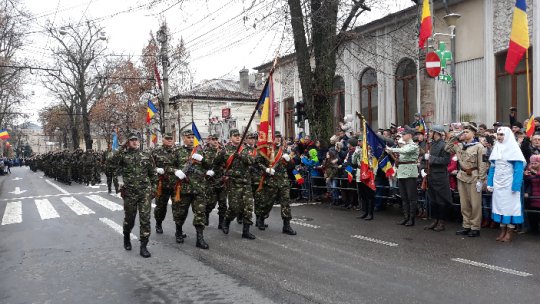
526, 49, 531, 115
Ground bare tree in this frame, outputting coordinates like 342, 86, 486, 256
44, 21, 109, 150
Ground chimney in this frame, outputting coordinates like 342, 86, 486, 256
239, 67, 249, 92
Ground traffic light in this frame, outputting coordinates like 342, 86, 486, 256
294, 101, 306, 125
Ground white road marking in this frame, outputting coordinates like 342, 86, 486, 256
351, 235, 399, 247
85, 185, 101, 189
45, 180, 70, 194
451, 258, 533, 277
99, 218, 137, 240
1, 201, 22, 225
86, 195, 123, 211
35, 199, 60, 220
0, 190, 108, 202
61, 197, 95, 215
290, 220, 320, 229
8, 187, 27, 195
12, 177, 22, 181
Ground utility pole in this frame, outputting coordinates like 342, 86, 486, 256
157, 21, 172, 134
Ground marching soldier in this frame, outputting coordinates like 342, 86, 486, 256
204, 134, 228, 229
214, 129, 256, 239
254, 131, 297, 235
445, 123, 488, 237
173, 129, 213, 249
150, 133, 179, 234
103, 143, 119, 194
113, 133, 157, 258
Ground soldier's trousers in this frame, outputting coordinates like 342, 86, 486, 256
174, 193, 207, 227
457, 180, 482, 231
205, 186, 227, 216
254, 185, 292, 220
154, 187, 174, 224
398, 177, 418, 219
427, 172, 453, 220
123, 189, 152, 242
105, 170, 119, 192
225, 182, 253, 225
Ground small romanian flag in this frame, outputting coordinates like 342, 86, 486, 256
292, 169, 304, 185
0, 129, 9, 139
526, 113, 535, 137
505, 0, 529, 74
345, 165, 354, 183
379, 156, 395, 178
151, 133, 157, 144
191, 122, 203, 148
418, 0, 432, 49
146, 100, 158, 124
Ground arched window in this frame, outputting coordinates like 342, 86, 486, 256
332, 76, 345, 132
395, 58, 417, 126
496, 48, 533, 122
360, 68, 378, 129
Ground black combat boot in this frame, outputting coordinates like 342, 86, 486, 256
256, 216, 266, 231
140, 240, 151, 258
364, 201, 374, 221
123, 234, 132, 251
237, 215, 243, 225
222, 218, 231, 234
357, 199, 368, 219
155, 221, 163, 234
397, 217, 409, 225
218, 215, 224, 230
204, 213, 210, 226
405, 216, 415, 227
175, 225, 184, 243
242, 224, 256, 239
282, 219, 297, 235
195, 226, 209, 249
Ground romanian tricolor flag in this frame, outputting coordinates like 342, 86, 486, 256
526, 113, 535, 137
256, 74, 275, 161
418, 117, 427, 134
505, 0, 529, 74
191, 121, 203, 148
0, 129, 9, 139
418, 0, 432, 49
360, 120, 376, 190
379, 156, 395, 178
151, 133, 158, 144
146, 100, 158, 124
292, 169, 304, 185
345, 165, 354, 183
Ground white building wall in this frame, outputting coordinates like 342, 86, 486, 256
456, 58, 487, 124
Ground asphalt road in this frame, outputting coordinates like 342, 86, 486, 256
1, 166, 540, 304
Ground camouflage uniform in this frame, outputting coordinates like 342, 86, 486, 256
150, 136, 180, 231
102, 149, 119, 193
113, 133, 157, 257
81, 150, 96, 185
204, 140, 227, 227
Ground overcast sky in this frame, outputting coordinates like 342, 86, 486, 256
17, 0, 414, 124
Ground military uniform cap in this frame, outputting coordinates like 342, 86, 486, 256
247, 132, 258, 139
182, 129, 194, 136
229, 129, 240, 137
431, 125, 445, 134
462, 122, 478, 132
210, 133, 219, 139
348, 137, 358, 146
274, 131, 282, 137
127, 133, 139, 140
164, 132, 173, 139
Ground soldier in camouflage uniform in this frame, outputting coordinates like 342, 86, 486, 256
103, 143, 119, 194
173, 129, 213, 249
204, 134, 227, 229
246, 132, 263, 226
214, 129, 256, 240
81, 149, 96, 185
254, 131, 296, 235
92, 149, 102, 185
113, 133, 157, 258
150, 133, 180, 234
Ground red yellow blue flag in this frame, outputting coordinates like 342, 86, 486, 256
146, 100, 158, 124
256, 74, 275, 161
292, 169, 304, 185
418, 0, 432, 49
0, 129, 10, 139
505, 0, 529, 74
191, 121, 203, 148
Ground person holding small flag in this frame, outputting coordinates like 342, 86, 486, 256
386, 128, 420, 226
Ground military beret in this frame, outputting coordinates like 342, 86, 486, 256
247, 132, 258, 139
127, 133, 139, 140
274, 131, 282, 137
164, 132, 173, 139
229, 129, 240, 137
511, 121, 523, 129
182, 129, 194, 136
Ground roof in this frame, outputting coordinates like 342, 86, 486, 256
171, 79, 261, 103
16, 122, 42, 130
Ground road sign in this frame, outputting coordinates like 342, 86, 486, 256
425, 52, 441, 78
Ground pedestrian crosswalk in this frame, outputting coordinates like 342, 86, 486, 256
1, 195, 123, 225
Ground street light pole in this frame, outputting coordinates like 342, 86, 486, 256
157, 22, 171, 134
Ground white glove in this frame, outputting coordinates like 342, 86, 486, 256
265, 168, 275, 175
156, 168, 165, 175
487, 186, 494, 192
355, 146, 361, 153
421, 169, 427, 178
175, 169, 186, 180
452, 155, 458, 161
424, 153, 430, 160
476, 181, 483, 193
192, 153, 203, 162
282, 154, 291, 162
206, 170, 215, 177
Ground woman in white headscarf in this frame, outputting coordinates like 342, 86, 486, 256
487, 126, 526, 242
